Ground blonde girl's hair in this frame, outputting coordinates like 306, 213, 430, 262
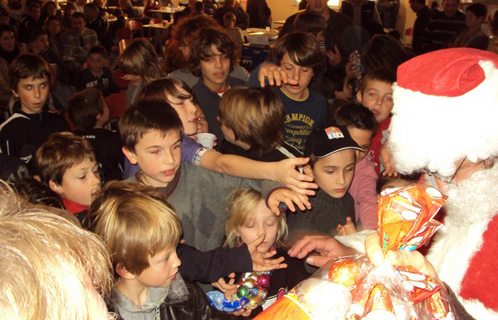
224, 188, 287, 249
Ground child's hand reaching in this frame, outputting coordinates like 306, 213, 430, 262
380, 142, 398, 177
258, 62, 299, 88
336, 217, 357, 236
212, 272, 237, 299
211, 274, 253, 317
267, 189, 311, 216
249, 233, 288, 272
272, 158, 318, 196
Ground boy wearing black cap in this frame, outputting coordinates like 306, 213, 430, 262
286, 124, 363, 237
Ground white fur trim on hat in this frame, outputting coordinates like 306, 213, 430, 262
388, 60, 498, 176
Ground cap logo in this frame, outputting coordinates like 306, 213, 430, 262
325, 126, 344, 140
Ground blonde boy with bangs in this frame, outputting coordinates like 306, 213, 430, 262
90, 181, 233, 320
35, 132, 101, 223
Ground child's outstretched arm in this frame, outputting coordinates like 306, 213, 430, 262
177, 238, 287, 284
200, 150, 318, 196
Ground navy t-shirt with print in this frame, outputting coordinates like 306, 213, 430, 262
248, 65, 328, 153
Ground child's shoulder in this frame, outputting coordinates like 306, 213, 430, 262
0, 112, 31, 130
81, 128, 120, 142
228, 75, 246, 87
307, 89, 327, 104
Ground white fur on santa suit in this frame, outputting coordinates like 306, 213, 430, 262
388, 60, 498, 177
425, 162, 498, 318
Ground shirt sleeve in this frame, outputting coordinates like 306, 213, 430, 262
177, 243, 252, 283
353, 159, 379, 230
181, 135, 204, 164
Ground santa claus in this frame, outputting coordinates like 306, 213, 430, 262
388, 48, 498, 318
288, 48, 498, 318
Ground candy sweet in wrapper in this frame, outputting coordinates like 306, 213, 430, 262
396, 266, 439, 303
256, 184, 458, 320
428, 291, 451, 319
362, 283, 396, 320
328, 258, 363, 289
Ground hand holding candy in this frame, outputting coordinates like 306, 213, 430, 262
208, 271, 273, 312
365, 233, 438, 280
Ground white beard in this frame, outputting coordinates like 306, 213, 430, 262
437, 164, 498, 225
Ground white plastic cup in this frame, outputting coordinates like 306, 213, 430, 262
196, 133, 216, 149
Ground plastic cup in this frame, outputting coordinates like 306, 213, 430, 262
196, 133, 216, 149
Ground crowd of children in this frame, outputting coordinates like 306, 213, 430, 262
0, 1, 480, 318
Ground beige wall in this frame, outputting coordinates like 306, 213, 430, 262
267, 0, 300, 24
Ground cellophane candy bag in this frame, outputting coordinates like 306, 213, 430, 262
255, 184, 460, 320
207, 271, 273, 312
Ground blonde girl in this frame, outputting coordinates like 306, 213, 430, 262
219, 187, 309, 315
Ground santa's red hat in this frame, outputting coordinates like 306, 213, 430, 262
388, 48, 498, 177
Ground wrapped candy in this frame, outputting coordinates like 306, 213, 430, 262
207, 271, 273, 312
378, 184, 445, 252
256, 184, 459, 320
362, 283, 396, 320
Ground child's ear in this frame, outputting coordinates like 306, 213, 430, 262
49, 179, 63, 195
356, 90, 363, 104
116, 262, 136, 280
11, 89, 19, 99
122, 147, 138, 165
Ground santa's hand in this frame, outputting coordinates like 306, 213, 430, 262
249, 233, 287, 272
288, 234, 357, 267
365, 233, 438, 279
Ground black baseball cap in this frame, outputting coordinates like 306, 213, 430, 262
304, 124, 364, 158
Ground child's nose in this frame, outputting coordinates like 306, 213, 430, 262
375, 96, 383, 105
91, 171, 101, 185
336, 171, 346, 185
164, 150, 175, 165
172, 252, 181, 268
291, 69, 301, 81
214, 56, 222, 68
